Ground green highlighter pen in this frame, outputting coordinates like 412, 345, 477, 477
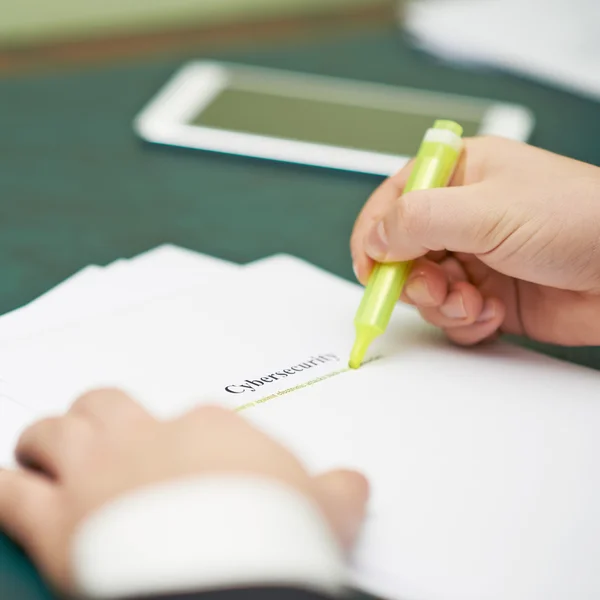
349, 119, 464, 369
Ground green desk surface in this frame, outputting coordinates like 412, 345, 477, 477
1, 26, 600, 599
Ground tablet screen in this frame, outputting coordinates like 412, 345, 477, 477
191, 84, 484, 156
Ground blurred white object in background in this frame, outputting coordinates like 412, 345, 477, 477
402, 0, 600, 101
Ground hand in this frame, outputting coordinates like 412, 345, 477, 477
0, 389, 368, 593
351, 136, 600, 346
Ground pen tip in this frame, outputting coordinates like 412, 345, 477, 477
349, 325, 379, 369
348, 340, 367, 370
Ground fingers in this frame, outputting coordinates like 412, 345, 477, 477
444, 298, 505, 346
16, 389, 148, 478
351, 137, 494, 278
401, 258, 449, 307
419, 293, 504, 344
16, 416, 91, 478
0, 468, 70, 587
438, 255, 468, 284
69, 388, 151, 429
418, 281, 484, 328
0, 468, 58, 554
364, 183, 502, 262
313, 469, 369, 550
178, 405, 240, 435
401, 261, 505, 345
401, 255, 469, 308
350, 161, 415, 284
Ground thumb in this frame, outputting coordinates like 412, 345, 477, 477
312, 469, 369, 550
364, 184, 497, 262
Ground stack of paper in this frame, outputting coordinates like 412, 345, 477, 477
2, 244, 600, 600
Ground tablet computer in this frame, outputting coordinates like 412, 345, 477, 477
134, 61, 534, 176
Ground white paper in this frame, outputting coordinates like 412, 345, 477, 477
403, 0, 600, 101
2, 255, 600, 599
0, 265, 103, 336
0, 245, 239, 343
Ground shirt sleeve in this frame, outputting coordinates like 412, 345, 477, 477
70, 475, 348, 600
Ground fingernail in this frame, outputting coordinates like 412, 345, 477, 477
364, 220, 389, 259
440, 292, 467, 319
352, 262, 360, 281
405, 276, 433, 305
476, 300, 496, 323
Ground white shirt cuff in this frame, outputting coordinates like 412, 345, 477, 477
71, 475, 346, 599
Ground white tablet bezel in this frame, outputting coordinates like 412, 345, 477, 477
134, 61, 534, 176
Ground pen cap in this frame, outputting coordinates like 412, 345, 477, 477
404, 120, 464, 193
433, 119, 463, 137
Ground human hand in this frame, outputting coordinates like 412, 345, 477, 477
351, 137, 600, 346
0, 389, 368, 593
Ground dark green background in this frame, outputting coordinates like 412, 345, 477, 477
1, 27, 599, 599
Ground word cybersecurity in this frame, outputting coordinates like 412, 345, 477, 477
224, 354, 339, 394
